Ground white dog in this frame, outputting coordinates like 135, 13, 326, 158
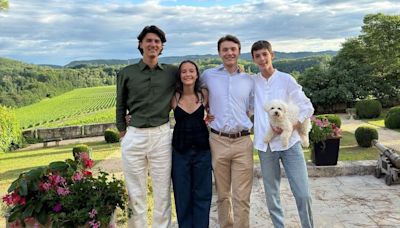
264, 100, 311, 148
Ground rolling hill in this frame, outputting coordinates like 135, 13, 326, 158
64, 50, 337, 67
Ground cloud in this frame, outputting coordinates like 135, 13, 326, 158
0, 0, 399, 65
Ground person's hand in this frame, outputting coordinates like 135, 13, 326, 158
125, 115, 131, 125
119, 131, 126, 139
205, 113, 215, 124
293, 121, 301, 131
271, 126, 283, 134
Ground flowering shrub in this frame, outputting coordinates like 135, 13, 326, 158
2, 151, 131, 227
309, 116, 342, 144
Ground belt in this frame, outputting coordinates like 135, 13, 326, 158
210, 128, 250, 139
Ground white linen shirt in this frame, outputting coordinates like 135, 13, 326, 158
201, 64, 254, 133
253, 70, 314, 152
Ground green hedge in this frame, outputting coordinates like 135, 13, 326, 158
355, 100, 382, 119
0, 106, 22, 152
384, 106, 400, 129
355, 126, 378, 147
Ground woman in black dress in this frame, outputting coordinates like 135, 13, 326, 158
171, 60, 212, 228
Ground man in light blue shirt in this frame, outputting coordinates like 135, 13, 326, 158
201, 35, 254, 228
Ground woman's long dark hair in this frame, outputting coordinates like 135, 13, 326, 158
176, 60, 203, 103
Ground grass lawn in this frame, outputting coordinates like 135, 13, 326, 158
363, 108, 400, 132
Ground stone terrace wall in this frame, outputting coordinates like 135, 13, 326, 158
23, 117, 175, 140
24, 123, 117, 140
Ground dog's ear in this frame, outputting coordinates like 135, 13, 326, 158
280, 102, 288, 113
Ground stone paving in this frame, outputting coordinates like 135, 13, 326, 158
183, 174, 400, 228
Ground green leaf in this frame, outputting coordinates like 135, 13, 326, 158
49, 161, 69, 171
19, 178, 28, 196
22, 204, 35, 218
7, 179, 19, 192
37, 208, 49, 225
26, 167, 46, 180
8, 209, 20, 222
34, 201, 43, 213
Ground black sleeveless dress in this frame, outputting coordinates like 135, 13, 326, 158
172, 105, 210, 152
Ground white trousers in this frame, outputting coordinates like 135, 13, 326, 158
121, 123, 172, 228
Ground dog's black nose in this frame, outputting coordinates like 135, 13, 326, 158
275, 111, 279, 116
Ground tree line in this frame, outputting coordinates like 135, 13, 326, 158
0, 54, 329, 108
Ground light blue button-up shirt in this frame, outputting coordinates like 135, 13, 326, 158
201, 64, 254, 133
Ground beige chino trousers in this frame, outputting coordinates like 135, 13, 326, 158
210, 133, 254, 228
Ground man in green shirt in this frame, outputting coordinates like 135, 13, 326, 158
116, 25, 178, 228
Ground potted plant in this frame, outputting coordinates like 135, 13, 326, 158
2, 150, 131, 228
309, 116, 342, 166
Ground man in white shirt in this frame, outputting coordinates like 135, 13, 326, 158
251, 40, 314, 228
201, 35, 254, 228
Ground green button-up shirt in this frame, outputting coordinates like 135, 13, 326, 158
116, 59, 178, 130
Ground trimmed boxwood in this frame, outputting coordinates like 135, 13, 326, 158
104, 128, 120, 143
384, 106, 400, 129
355, 126, 378, 147
355, 100, 382, 119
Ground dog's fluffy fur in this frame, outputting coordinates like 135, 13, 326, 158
264, 100, 311, 148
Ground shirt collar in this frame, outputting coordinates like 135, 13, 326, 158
217, 64, 241, 73
259, 69, 277, 81
139, 59, 164, 71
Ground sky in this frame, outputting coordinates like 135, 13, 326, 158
0, 0, 399, 65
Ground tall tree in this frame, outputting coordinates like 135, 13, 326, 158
361, 13, 400, 81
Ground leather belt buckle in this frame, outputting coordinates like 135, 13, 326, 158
211, 128, 249, 139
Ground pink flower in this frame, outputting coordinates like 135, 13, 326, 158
48, 174, 66, 186
52, 203, 62, 212
2, 194, 13, 206
12, 192, 21, 204
314, 118, 323, 127
19, 197, 26, 205
56, 187, 70, 196
88, 208, 97, 218
72, 172, 83, 181
79, 152, 90, 160
82, 170, 92, 176
1, 193, 24, 206
39, 182, 52, 191
83, 159, 94, 169
89, 220, 101, 228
